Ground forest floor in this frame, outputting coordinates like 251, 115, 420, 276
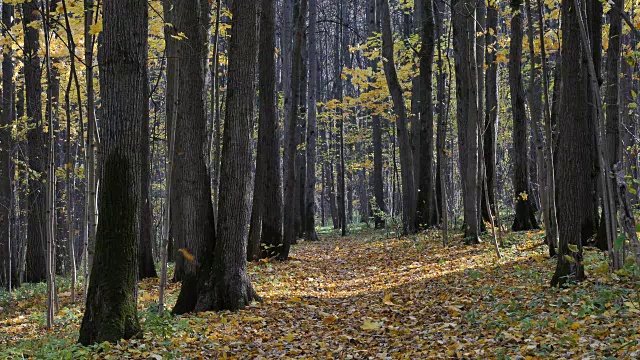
1, 227, 640, 359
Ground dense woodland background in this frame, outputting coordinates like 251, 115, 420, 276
0, 0, 639, 355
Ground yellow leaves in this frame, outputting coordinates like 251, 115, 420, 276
322, 313, 339, 325
177, 248, 195, 262
519, 192, 529, 201
286, 296, 302, 304
360, 318, 382, 331
382, 293, 397, 306
89, 21, 103, 35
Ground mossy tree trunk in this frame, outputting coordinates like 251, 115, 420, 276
78, 0, 147, 344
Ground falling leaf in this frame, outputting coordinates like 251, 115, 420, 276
178, 248, 195, 262
89, 21, 102, 35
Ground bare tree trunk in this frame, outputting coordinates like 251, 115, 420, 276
78, 0, 147, 342
170, 0, 216, 315
452, 0, 480, 241
380, 0, 416, 234
482, 0, 498, 223
304, 0, 319, 241
0, 2, 14, 290
24, 0, 47, 283
415, 0, 436, 229
194, 0, 261, 311
510, 0, 539, 231
84, 0, 98, 295
248, 0, 284, 260
536, 0, 559, 257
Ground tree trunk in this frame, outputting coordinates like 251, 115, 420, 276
551, 0, 590, 287
78, 0, 147, 343
510, 0, 539, 231
380, 0, 416, 234
170, 0, 216, 315
194, 0, 261, 311
0, 2, 14, 289
283, 0, 308, 258
24, 0, 47, 283
482, 0, 498, 223
415, 0, 436, 229
304, 0, 319, 241
250, 0, 284, 260
452, 0, 480, 241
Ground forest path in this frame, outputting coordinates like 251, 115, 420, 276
1, 229, 639, 358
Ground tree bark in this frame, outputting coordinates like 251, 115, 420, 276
510, 0, 539, 231
551, 0, 590, 286
170, 0, 216, 315
482, 0, 499, 223
248, 0, 284, 260
283, 0, 308, 258
380, 0, 416, 234
78, 0, 147, 343
24, 0, 47, 283
304, 0, 319, 241
0, 2, 14, 289
194, 0, 261, 311
415, 0, 436, 229
452, 0, 480, 241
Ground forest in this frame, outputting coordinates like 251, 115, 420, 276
0, 0, 640, 357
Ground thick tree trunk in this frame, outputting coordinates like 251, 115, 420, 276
452, 0, 480, 241
304, 0, 319, 241
250, 0, 284, 260
510, 0, 539, 231
551, 0, 590, 287
380, 0, 416, 234
415, 0, 436, 229
194, 0, 261, 311
78, 0, 147, 343
24, 1, 47, 283
170, 0, 216, 315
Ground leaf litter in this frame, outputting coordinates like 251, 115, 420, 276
1, 229, 639, 359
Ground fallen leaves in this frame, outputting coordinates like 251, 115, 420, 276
1, 228, 639, 358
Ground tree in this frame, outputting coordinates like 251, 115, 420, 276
169, 0, 216, 315
368, 0, 386, 229
415, 0, 436, 229
248, 0, 285, 260
452, 0, 481, 241
0, 1, 15, 289
193, 0, 261, 311
482, 0, 499, 223
510, 0, 539, 231
304, 0, 319, 242
551, 0, 590, 287
24, 0, 47, 283
283, 0, 308, 258
78, 0, 148, 344
380, 0, 416, 234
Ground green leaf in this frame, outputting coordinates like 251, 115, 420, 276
567, 244, 579, 253
564, 254, 576, 263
